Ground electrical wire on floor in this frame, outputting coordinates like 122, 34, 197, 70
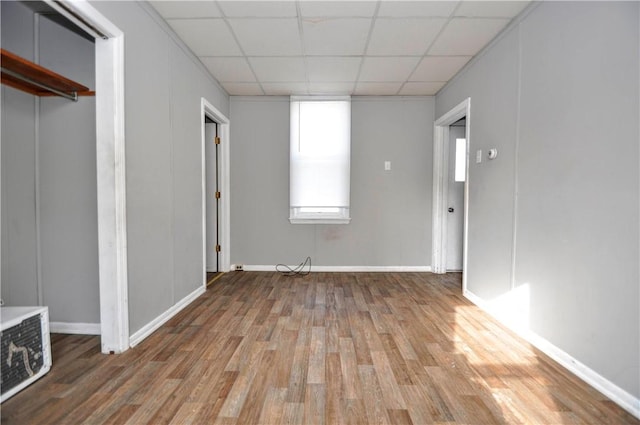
276, 256, 311, 276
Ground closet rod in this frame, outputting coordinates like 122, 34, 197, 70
1, 66, 78, 101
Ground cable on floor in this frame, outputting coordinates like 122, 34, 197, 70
276, 256, 311, 276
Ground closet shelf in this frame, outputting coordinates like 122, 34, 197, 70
1, 49, 95, 101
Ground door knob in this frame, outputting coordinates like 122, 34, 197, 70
448, 207, 454, 213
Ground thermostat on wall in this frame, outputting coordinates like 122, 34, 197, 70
488, 149, 498, 160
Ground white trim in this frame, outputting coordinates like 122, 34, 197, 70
242, 265, 432, 273
51, 1, 130, 354
50, 322, 101, 335
129, 286, 206, 348
464, 290, 640, 420
432, 98, 471, 293
201, 99, 231, 278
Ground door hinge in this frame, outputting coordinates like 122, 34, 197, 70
215, 244, 221, 253
215, 191, 221, 199
214, 136, 221, 145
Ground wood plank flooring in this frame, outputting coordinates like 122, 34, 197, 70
2, 272, 637, 424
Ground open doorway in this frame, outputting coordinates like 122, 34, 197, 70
446, 117, 466, 271
201, 98, 230, 288
204, 116, 221, 286
432, 98, 470, 290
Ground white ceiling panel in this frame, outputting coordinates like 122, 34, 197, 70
359, 57, 421, 82
221, 82, 264, 95
217, 1, 297, 17
308, 82, 355, 95
249, 57, 306, 82
354, 82, 403, 95
151, 1, 222, 19
456, 1, 530, 18
200, 57, 255, 82
151, 1, 528, 96
367, 18, 446, 56
377, 1, 458, 18
399, 81, 446, 95
167, 18, 242, 56
429, 18, 510, 56
302, 18, 371, 56
410, 56, 471, 81
229, 18, 302, 56
306, 57, 361, 82
299, 1, 378, 18
262, 82, 309, 95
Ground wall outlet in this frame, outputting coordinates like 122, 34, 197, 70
234, 264, 244, 271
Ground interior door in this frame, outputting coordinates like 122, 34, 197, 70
446, 123, 465, 271
205, 120, 218, 272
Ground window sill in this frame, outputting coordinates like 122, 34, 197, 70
289, 217, 351, 225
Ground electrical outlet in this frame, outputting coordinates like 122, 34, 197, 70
235, 264, 244, 271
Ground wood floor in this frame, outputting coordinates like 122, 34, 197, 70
2, 272, 637, 425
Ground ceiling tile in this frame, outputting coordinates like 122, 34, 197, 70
200, 57, 255, 82
306, 57, 361, 82
249, 57, 306, 82
302, 18, 371, 56
262, 83, 309, 95
367, 18, 446, 56
377, 1, 458, 18
308, 82, 355, 95
222, 82, 264, 95
429, 18, 510, 56
217, 1, 297, 17
299, 1, 378, 18
151, 1, 222, 19
168, 19, 241, 56
354, 82, 402, 95
410, 56, 471, 81
229, 18, 302, 56
358, 57, 420, 82
399, 81, 446, 95
456, 1, 530, 18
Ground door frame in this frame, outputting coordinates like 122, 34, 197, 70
432, 98, 470, 288
44, 0, 129, 353
201, 98, 230, 287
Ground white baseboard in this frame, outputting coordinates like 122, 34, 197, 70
464, 289, 640, 420
50, 322, 101, 335
129, 285, 206, 348
241, 265, 432, 273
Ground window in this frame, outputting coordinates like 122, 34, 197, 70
290, 96, 351, 224
454, 138, 466, 182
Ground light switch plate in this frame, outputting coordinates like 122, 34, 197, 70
476, 150, 482, 164
384, 161, 391, 171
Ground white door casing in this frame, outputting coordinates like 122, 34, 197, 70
432, 98, 470, 291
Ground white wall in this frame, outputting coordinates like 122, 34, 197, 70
437, 1, 639, 402
230, 96, 434, 269
89, 1, 229, 335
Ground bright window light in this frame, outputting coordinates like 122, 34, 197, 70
455, 138, 466, 182
290, 96, 351, 224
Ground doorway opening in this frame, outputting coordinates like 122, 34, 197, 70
204, 116, 221, 286
432, 98, 471, 291
201, 98, 230, 288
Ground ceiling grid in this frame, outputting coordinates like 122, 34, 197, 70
152, 0, 530, 96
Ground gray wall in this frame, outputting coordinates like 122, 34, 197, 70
90, 1, 229, 334
230, 96, 434, 267
436, 1, 639, 398
1, 1, 100, 323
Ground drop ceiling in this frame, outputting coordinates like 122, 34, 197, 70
150, 1, 530, 96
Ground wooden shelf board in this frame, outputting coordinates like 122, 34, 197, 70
1, 48, 93, 97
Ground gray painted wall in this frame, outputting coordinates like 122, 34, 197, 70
90, 1, 229, 335
1, 2, 100, 324
436, 1, 639, 398
1, 1, 39, 307
230, 96, 434, 267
